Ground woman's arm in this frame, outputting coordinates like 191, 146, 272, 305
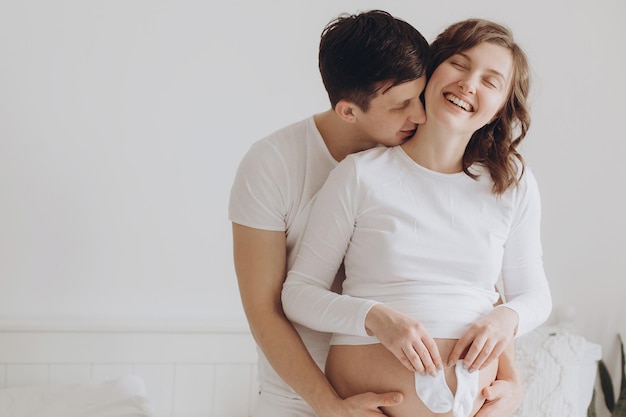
282, 158, 378, 335
497, 168, 553, 334
282, 157, 442, 376
448, 168, 552, 372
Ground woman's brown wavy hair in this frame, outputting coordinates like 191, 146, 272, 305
428, 19, 531, 195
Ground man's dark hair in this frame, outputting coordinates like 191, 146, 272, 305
319, 10, 430, 111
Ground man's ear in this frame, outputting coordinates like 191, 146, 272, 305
335, 100, 358, 123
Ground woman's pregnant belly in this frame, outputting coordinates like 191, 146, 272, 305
325, 339, 498, 417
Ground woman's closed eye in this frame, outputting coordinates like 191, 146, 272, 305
483, 78, 498, 89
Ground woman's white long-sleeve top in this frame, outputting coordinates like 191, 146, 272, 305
282, 146, 552, 344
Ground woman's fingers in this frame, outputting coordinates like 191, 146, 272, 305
401, 345, 425, 374
401, 340, 441, 376
479, 342, 506, 370
416, 344, 435, 376
423, 336, 443, 371
370, 309, 442, 375
448, 336, 471, 366
464, 337, 496, 371
396, 341, 440, 375
453, 329, 510, 371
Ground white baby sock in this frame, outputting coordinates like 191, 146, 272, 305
413, 367, 454, 413
413, 360, 480, 417
452, 361, 479, 417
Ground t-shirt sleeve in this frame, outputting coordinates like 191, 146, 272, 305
229, 140, 289, 231
282, 157, 378, 337
500, 168, 552, 336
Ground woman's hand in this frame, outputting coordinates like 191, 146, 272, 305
447, 306, 519, 372
365, 304, 442, 376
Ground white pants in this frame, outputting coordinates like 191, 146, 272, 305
253, 390, 315, 417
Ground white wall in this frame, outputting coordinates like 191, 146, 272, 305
1, 0, 625, 410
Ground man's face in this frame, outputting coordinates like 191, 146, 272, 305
354, 76, 427, 147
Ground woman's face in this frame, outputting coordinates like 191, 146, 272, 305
424, 41, 513, 135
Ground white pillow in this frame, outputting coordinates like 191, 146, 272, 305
512, 325, 602, 417
0, 375, 154, 417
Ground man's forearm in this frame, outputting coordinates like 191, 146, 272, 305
474, 340, 524, 417
250, 312, 343, 416
233, 224, 401, 417
492, 288, 521, 381
233, 224, 343, 415
496, 340, 520, 381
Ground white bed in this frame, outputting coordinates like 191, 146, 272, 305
0, 321, 601, 417
0, 321, 258, 417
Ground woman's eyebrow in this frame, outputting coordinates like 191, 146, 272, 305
457, 51, 507, 82
485, 68, 507, 83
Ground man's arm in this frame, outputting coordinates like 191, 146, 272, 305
473, 289, 524, 417
474, 341, 524, 417
232, 223, 402, 417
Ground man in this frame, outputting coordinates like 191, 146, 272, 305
230, 9, 523, 417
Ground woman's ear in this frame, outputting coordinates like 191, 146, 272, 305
335, 100, 358, 123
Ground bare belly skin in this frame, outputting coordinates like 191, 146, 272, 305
325, 339, 498, 417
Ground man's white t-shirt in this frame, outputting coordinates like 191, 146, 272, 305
229, 116, 338, 417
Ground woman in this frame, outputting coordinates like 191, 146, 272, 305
282, 18, 551, 417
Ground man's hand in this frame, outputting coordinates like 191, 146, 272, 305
320, 391, 404, 417
474, 378, 524, 417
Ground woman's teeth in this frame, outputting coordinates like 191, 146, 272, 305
445, 93, 472, 112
